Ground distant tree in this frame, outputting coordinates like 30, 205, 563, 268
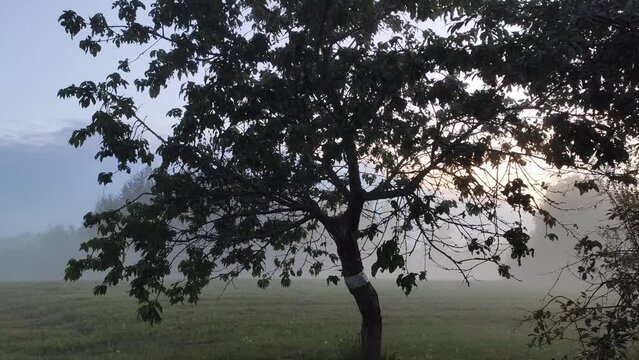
95, 167, 154, 212
0, 168, 153, 281
58, 1, 639, 358
0, 226, 86, 281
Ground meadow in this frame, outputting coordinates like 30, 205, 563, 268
0, 279, 578, 360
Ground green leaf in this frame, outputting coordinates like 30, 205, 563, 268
137, 301, 163, 325
97, 172, 113, 185
326, 275, 340, 286
396, 273, 418, 296
93, 285, 108, 296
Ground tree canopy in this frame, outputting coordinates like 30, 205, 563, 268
58, 0, 639, 358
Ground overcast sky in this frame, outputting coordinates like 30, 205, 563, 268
0, 1, 453, 238
0, 1, 160, 237
0, 2, 529, 241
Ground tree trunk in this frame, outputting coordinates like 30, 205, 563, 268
350, 281, 382, 360
326, 214, 382, 359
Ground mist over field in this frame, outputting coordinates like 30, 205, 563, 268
0, 164, 606, 286
0, 125, 607, 287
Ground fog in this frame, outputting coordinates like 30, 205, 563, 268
0, 146, 145, 281
510, 178, 611, 288
0, 159, 607, 287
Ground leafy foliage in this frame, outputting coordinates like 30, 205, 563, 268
528, 187, 639, 360
59, 0, 639, 330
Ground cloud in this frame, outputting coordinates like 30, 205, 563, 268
0, 118, 85, 148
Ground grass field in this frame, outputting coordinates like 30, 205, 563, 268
0, 279, 578, 360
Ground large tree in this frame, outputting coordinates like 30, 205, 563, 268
58, 0, 639, 358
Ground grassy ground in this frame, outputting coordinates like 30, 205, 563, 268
0, 279, 578, 360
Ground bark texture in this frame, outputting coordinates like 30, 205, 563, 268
350, 282, 382, 360
326, 209, 383, 359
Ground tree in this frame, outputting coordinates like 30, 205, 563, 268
528, 185, 639, 360
58, 1, 639, 358
94, 167, 154, 212
0, 168, 153, 281
0, 226, 89, 281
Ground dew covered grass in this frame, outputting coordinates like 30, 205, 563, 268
0, 279, 578, 359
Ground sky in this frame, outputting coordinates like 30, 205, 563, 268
0, 3, 547, 236
0, 1, 163, 237
0, 2, 451, 237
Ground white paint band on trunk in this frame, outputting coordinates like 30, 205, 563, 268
345, 271, 369, 290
